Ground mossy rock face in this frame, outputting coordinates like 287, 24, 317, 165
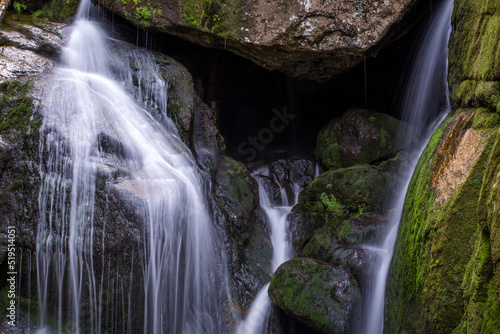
291, 163, 401, 253
336, 216, 387, 246
214, 156, 258, 221
302, 233, 338, 263
315, 109, 415, 170
0, 80, 42, 256
154, 55, 196, 146
448, 0, 500, 112
386, 109, 500, 333
0, 13, 63, 79
268, 257, 361, 334
213, 156, 272, 310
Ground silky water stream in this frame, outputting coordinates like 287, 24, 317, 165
36, 1, 227, 333
362, 0, 454, 333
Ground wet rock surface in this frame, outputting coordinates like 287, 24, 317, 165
0, 13, 66, 80
212, 156, 272, 313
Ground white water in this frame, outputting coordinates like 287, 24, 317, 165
362, 0, 454, 333
37, 1, 226, 333
237, 164, 312, 334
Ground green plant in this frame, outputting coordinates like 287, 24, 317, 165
354, 206, 364, 218
13, 1, 27, 14
320, 193, 344, 213
31, 9, 43, 17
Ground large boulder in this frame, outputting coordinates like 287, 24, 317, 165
290, 161, 405, 253
315, 108, 415, 170
268, 257, 362, 334
100, 0, 424, 81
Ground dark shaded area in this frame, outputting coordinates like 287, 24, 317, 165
98, 1, 435, 162
268, 306, 324, 334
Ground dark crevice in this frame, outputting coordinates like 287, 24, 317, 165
99, 5, 432, 162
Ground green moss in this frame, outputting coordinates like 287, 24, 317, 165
0, 285, 10, 320
315, 129, 341, 170
39, 0, 79, 22
135, 6, 151, 26
180, 0, 242, 38
387, 111, 500, 333
315, 109, 410, 170
449, 0, 500, 109
0, 81, 39, 138
302, 233, 333, 260
472, 108, 500, 129
269, 258, 361, 333
10, 180, 24, 191
380, 127, 389, 148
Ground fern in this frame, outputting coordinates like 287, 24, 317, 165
13, 1, 27, 14
320, 193, 345, 213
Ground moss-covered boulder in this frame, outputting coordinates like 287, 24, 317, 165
448, 0, 500, 113
315, 109, 415, 170
213, 156, 272, 312
291, 163, 402, 253
386, 109, 500, 333
268, 257, 361, 334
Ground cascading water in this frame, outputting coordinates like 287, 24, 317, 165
237, 161, 316, 334
362, 0, 454, 333
37, 1, 226, 333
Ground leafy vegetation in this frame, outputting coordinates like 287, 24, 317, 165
320, 192, 344, 213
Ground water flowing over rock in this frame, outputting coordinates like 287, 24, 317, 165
34, 3, 229, 333
213, 156, 271, 314
99, 0, 422, 81
0, 13, 64, 272
236, 158, 316, 333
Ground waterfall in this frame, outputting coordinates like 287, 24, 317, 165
237, 161, 316, 334
362, 0, 454, 333
36, 1, 226, 333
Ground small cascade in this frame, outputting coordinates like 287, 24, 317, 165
36, 0, 227, 333
362, 0, 454, 333
237, 160, 316, 334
